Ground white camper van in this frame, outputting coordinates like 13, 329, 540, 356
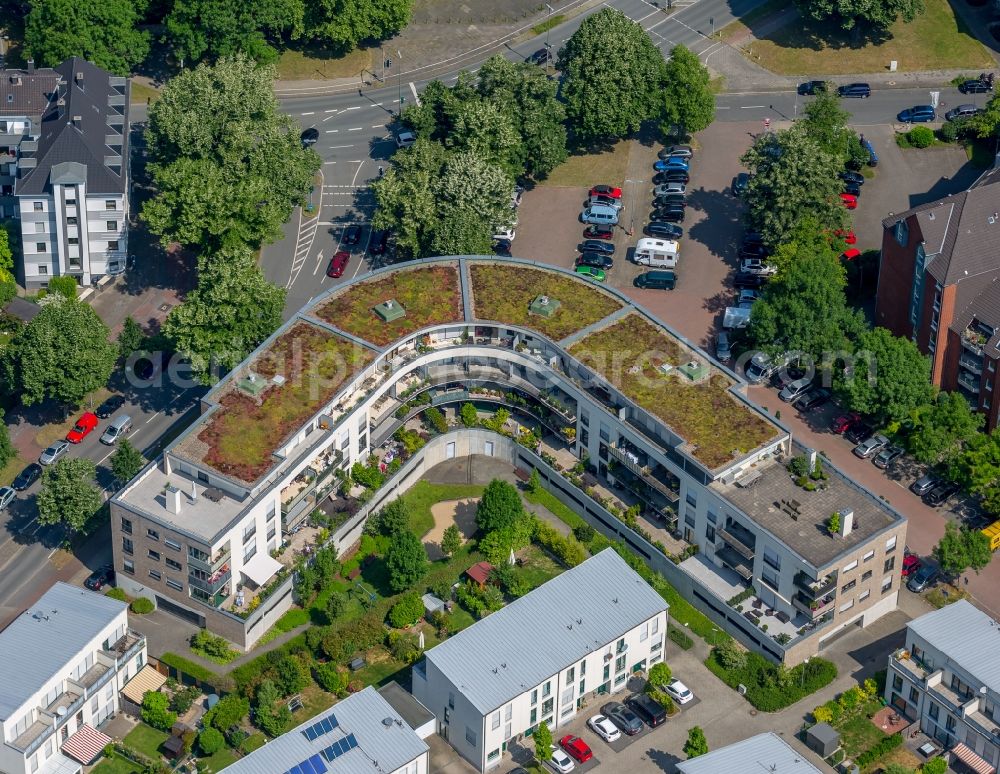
634, 238, 679, 269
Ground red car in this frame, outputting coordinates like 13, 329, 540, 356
66, 412, 99, 443
326, 251, 350, 278
834, 229, 857, 245
583, 225, 614, 240
902, 553, 921, 577
840, 193, 858, 209
842, 248, 861, 261
830, 412, 861, 434
559, 735, 593, 763
589, 185, 622, 200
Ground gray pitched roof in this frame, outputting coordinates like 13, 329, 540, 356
219, 686, 428, 774
949, 275, 1000, 357
676, 733, 825, 773
0, 582, 127, 721
0, 68, 59, 119
421, 548, 668, 715
908, 599, 1000, 695
16, 57, 129, 196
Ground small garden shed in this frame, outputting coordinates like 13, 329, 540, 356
805, 722, 840, 758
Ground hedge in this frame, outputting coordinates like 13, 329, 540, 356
704, 649, 837, 711
158, 652, 220, 685
667, 624, 694, 650
856, 732, 902, 767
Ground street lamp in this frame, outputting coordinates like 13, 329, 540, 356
396, 50, 404, 117
801, 657, 810, 688
545, 3, 555, 56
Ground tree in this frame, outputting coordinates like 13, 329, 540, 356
141, 691, 177, 731
431, 151, 514, 256
253, 679, 291, 737
0, 411, 14, 469
835, 327, 934, 423
118, 317, 145, 360
741, 126, 846, 243
440, 525, 462, 557
908, 392, 983, 465
36, 458, 102, 532
800, 90, 856, 161
558, 8, 668, 145
476, 479, 524, 534
968, 93, 1000, 139
796, 0, 924, 34
326, 591, 349, 621
661, 45, 715, 138
4, 297, 117, 406
275, 655, 310, 694
210, 695, 250, 732
24, 0, 150, 75
951, 431, 1000, 514
162, 244, 285, 383
370, 498, 410, 536
47, 275, 78, 299
198, 727, 225, 755
304, 0, 411, 53
534, 720, 552, 762
460, 403, 478, 427
446, 99, 522, 176
110, 439, 145, 486
0, 223, 13, 283
143, 55, 320, 252
922, 759, 947, 774
384, 531, 428, 592
528, 467, 541, 494
388, 593, 424, 628
165, 0, 304, 66
684, 726, 709, 758
933, 521, 992, 577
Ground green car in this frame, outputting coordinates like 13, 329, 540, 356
575, 265, 606, 283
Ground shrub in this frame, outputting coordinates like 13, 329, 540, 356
937, 120, 960, 143
422, 407, 448, 434
812, 704, 834, 724
573, 523, 596, 544
141, 691, 177, 731
388, 594, 425, 629
706, 649, 837, 712
197, 727, 225, 756
254, 680, 291, 737
210, 695, 250, 733
922, 758, 947, 774
684, 726, 708, 758
460, 403, 478, 427
490, 564, 529, 598
534, 721, 552, 762
191, 630, 237, 661
106, 587, 128, 602
648, 661, 672, 689
170, 685, 200, 714
440, 524, 462, 557
130, 597, 154, 614
533, 519, 587, 567
351, 461, 384, 491
907, 126, 935, 148
314, 662, 348, 695
47, 275, 78, 299
274, 654, 310, 695
667, 624, 693, 650
387, 630, 422, 663
856, 733, 902, 767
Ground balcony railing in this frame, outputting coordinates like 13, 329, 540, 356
792, 591, 834, 619
187, 547, 231, 574
717, 545, 753, 580
889, 649, 934, 684
12, 719, 53, 755
719, 525, 755, 559
957, 373, 982, 394
794, 571, 836, 598
188, 568, 232, 595
961, 331, 986, 356
960, 355, 984, 375
102, 630, 145, 664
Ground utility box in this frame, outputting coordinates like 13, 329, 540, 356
805, 722, 841, 758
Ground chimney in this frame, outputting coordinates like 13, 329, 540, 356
190, 480, 198, 502
71, 115, 82, 129
165, 485, 182, 515
162, 455, 172, 476
839, 508, 854, 538
75, 71, 83, 86
26, 59, 34, 73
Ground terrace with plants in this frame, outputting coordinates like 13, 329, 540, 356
313, 263, 463, 347
468, 262, 624, 343
179, 322, 374, 483
568, 314, 780, 469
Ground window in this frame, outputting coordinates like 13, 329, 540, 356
122, 537, 133, 555
616, 637, 626, 654
165, 539, 181, 551
121, 517, 132, 534
893, 674, 903, 691
33, 201, 43, 211
843, 559, 858, 573
147, 528, 159, 540
76, 709, 83, 727
243, 522, 257, 542
603, 664, 610, 681
615, 654, 626, 673
68, 237, 78, 246
37, 265, 48, 275
491, 712, 500, 731
946, 715, 957, 733
895, 219, 909, 247
505, 704, 511, 722
166, 557, 182, 571
542, 681, 551, 698
487, 749, 499, 762
579, 679, 585, 695
147, 549, 160, 561
244, 543, 257, 563
561, 687, 573, 705
885, 536, 897, 553
763, 547, 781, 571
841, 579, 857, 593
105, 200, 117, 210
35, 242, 46, 252
839, 599, 855, 612
884, 556, 895, 573
166, 579, 183, 591
707, 510, 718, 525
614, 673, 627, 686
640, 623, 649, 642
580, 659, 587, 676
761, 569, 779, 591
149, 569, 161, 581
122, 559, 134, 574
566, 666, 575, 683
530, 707, 537, 724
449, 692, 455, 709
560, 703, 574, 718
881, 576, 893, 594
530, 690, 537, 705
929, 702, 939, 721
34, 222, 44, 233
542, 698, 553, 716
651, 616, 659, 635
909, 686, 919, 703
686, 492, 697, 508
66, 216, 77, 225
106, 220, 117, 231
107, 240, 119, 251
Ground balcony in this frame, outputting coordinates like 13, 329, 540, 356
188, 567, 232, 595
889, 649, 934, 685
960, 355, 984, 375
962, 328, 988, 356
607, 444, 679, 502
717, 545, 753, 580
957, 373, 982, 394
187, 546, 231, 575
45, 689, 84, 725
719, 522, 756, 560
792, 591, 834, 619
78, 662, 113, 694
794, 571, 836, 599
11, 718, 53, 754
102, 630, 145, 665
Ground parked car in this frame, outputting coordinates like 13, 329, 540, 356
626, 693, 667, 727
653, 157, 689, 172
576, 253, 614, 270
923, 481, 960, 506
95, 394, 126, 419
873, 445, 904, 469
907, 564, 940, 593
910, 471, 940, 496
300, 127, 319, 147
732, 172, 751, 196
369, 230, 390, 255
100, 415, 133, 445
587, 194, 624, 210
654, 182, 687, 196
84, 565, 116, 591
902, 553, 922, 578
395, 130, 416, 148
654, 170, 689, 185
574, 265, 606, 282
897, 105, 936, 123
946, 104, 981, 121
601, 701, 643, 735
559, 736, 593, 764
838, 83, 871, 98
342, 224, 362, 245
653, 194, 687, 208
658, 144, 694, 159
527, 47, 553, 66
644, 222, 683, 239
11, 463, 42, 491
66, 412, 99, 444
492, 238, 512, 256
633, 271, 676, 290
716, 331, 732, 362
584, 225, 615, 240
732, 271, 768, 289
581, 205, 620, 225
833, 228, 858, 244
739, 243, 768, 260
579, 240, 615, 255
845, 421, 875, 445
39, 440, 70, 466
663, 678, 694, 705
779, 376, 813, 403
798, 80, 828, 95
958, 78, 993, 94
0, 486, 14, 511
853, 433, 889, 458
740, 257, 776, 275
794, 388, 831, 412
549, 747, 575, 773
650, 206, 685, 223
840, 193, 858, 209
838, 170, 864, 186
589, 185, 622, 199
843, 182, 862, 197
587, 714, 621, 743
326, 251, 350, 278
830, 412, 862, 434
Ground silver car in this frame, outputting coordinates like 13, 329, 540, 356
39, 440, 70, 466
715, 331, 732, 362
778, 376, 812, 402
0, 487, 15, 511
653, 182, 687, 196
853, 433, 889, 459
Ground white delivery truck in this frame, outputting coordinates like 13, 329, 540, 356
634, 238, 679, 269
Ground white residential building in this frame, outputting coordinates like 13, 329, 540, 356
412, 548, 669, 772
675, 732, 828, 773
0, 582, 146, 774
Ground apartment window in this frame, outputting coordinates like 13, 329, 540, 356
614, 673, 627, 686
122, 537, 133, 555
895, 219, 909, 246
491, 712, 500, 731
761, 569, 779, 591
885, 536, 897, 553
863, 549, 875, 562
843, 559, 858, 573
107, 240, 119, 251
505, 704, 511, 722
707, 510, 718, 525
147, 549, 160, 561
68, 237, 78, 246
121, 517, 132, 534
946, 715, 957, 733
615, 655, 626, 673
542, 681, 551, 698
566, 666, 575, 683
122, 559, 134, 574
686, 492, 697, 508
579, 679, 585, 695
599, 427, 609, 443
149, 569, 161, 581
561, 687, 573, 706
166, 557, 182, 571
839, 599, 855, 613
640, 623, 649, 642
893, 674, 903, 692
166, 579, 183, 591
33, 201, 43, 211
530, 690, 537, 705
841, 579, 857, 593
67, 216, 77, 225
862, 570, 873, 582
145, 528, 159, 540
580, 659, 587, 676
909, 686, 919, 704
35, 242, 46, 253
165, 539, 181, 551
105, 200, 117, 210
884, 556, 895, 573
37, 265, 48, 275
90, 696, 99, 714
267, 525, 276, 541
243, 522, 257, 542
34, 222, 44, 233
881, 576, 893, 594
530, 707, 537, 724
487, 750, 499, 762
991, 360, 998, 373
929, 702, 939, 721
603, 664, 610, 681
763, 547, 781, 571
244, 543, 257, 563
560, 703, 574, 718
106, 220, 117, 231
542, 698, 553, 716
616, 637, 626, 654
449, 692, 455, 709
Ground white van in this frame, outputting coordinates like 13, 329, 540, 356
100, 414, 132, 445
634, 238, 679, 269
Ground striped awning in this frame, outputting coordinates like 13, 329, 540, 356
122, 664, 167, 705
61, 724, 112, 764
952, 742, 996, 774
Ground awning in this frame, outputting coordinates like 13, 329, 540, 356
122, 664, 167, 705
952, 742, 997, 774
61, 724, 112, 765
242, 552, 283, 587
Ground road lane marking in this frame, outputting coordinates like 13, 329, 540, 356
323, 161, 337, 165
325, 108, 337, 113
328, 145, 355, 149
343, 105, 361, 111
371, 124, 385, 128
301, 111, 315, 115
348, 127, 362, 131
322, 114, 337, 122
325, 129, 338, 133
740, 105, 766, 109
409, 82, 420, 106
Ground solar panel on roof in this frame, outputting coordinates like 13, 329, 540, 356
285, 754, 328, 774
300, 713, 339, 742
308, 754, 328, 773
320, 733, 360, 763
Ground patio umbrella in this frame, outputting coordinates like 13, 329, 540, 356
508, 548, 516, 565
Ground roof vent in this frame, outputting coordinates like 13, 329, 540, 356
928, 212, 935, 220
381, 717, 393, 728
75, 72, 83, 84
272, 374, 286, 386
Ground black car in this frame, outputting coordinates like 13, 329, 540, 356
739, 244, 768, 260
644, 222, 683, 239
342, 225, 362, 246
369, 230, 390, 255
492, 238, 512, 256
650, 207, 685, 223
794, 388, 831, 412
838, 82, 871, 98
653, 194, 687, 208
95, 394, 126, 419
742, 231, 765, 247
733, 271, 768, 289
11, 463, 43, 491
576, 252, 613, 270
907, 564, 940, 592
838, 170, 864, 185
579, 240, 615, 255
873, 445, 905, 469
84, 565, 116, 592
300, 127, 319, 147
798, 80, 828, 95
946, 104, 981, 122
654, 170, 690, 185
601, 701, 643, 735
527, 47, 553, 66
843, 182, 862, 197
910, 471, 940, 496
584, 225, 614, 240
923, 481, 960, 506
959, 78, 993, 94
845, 421, 874, 444
626, 693, 667, 727
732, 172, 750, 196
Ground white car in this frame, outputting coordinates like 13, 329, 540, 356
493, 226, 516, 242
395, 130, 416, 148
39, 440, 70, 466
0, 487, 15, 511
654, 182, 687, 196
549, 747, 575, 773
664, 678, 694, 705
587, 714, 621, 743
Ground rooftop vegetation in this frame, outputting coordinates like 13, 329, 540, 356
568, 314, 779, 468
469, 263, 623, 342
314, 264, 463, 346
194, 323, 373, 482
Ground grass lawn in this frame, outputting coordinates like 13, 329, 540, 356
401, 480, 485, 537
0, 453, 24, 487
531, 14, 564, 35
91, 753, 142, 774
539, 140, 630, 188
124, 723, 170, 760
838, 713, 887, 760
287, 683, 339, 729
738, 0, 991, 74
517, 548, 565, 591
276, 47, 372, 81
469, 263, 624, 343
197, 747, 240, 773
871, 745, 922, 773
130, 81, 160, 105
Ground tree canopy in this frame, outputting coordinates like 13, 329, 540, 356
558, 8, 668, 145
164, 0, 305, 65
384, 530, 428, 592
111, 439, 146, 486
661, 45, 715, 138
304, 0, 411, 53
475, 479, 524, 534
796, 0, 925, 32
908, 392, 983, 465
0, 224, 13, 284
800, 90, 856, 162
36, 457, 102, 532
933, 521, 992, 577
949, 431, 1000, 515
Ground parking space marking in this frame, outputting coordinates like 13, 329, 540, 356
325, 129, 338, 133
301, 111, 314, 116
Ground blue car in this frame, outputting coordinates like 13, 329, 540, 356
653, 157, 689, 172
897, 105, 935, 123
